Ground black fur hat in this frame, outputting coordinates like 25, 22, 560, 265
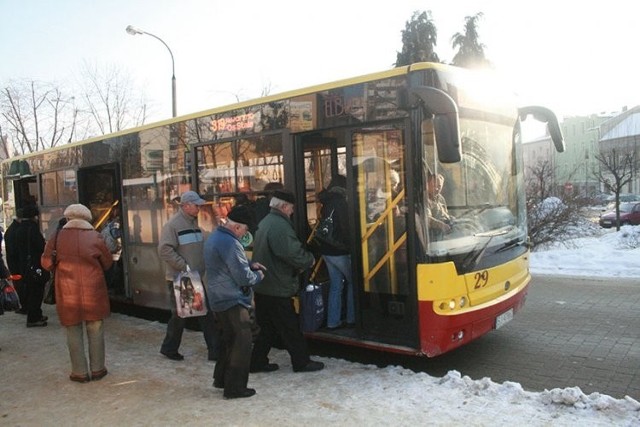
22, 204, 39, 219
272, 189, 296, 205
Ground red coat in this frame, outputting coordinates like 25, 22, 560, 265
41, 219, 113, 326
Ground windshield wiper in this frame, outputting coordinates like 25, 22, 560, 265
459, 203, 498, 218
461, 228, 510, 271
495, 237, 528, 253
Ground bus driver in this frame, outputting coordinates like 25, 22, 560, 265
427, 172, 452, 237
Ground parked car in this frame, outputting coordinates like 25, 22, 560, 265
599, 201, 640, 228
591, 193, 612, 206
603, 193, 640, 211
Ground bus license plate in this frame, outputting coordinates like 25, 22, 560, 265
495, 309, 513, 329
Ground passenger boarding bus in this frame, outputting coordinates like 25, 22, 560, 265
1, 63, 564, 356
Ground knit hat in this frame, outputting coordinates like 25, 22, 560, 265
64, 203, 92, 221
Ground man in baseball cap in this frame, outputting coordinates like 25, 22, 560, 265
158, 189, 219, 362
180, 191, 206, 206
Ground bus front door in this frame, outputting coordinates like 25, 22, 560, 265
351, 125, 417, 347
297, 127, 417, 348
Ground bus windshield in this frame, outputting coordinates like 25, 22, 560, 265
418, 116, 525, 269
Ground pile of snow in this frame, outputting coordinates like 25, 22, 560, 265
1, 304, 639, 425
530, 225, 640, 278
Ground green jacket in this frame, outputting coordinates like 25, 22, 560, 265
252, 209, 314, 297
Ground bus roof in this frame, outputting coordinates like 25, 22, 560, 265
0, 62, 488, 165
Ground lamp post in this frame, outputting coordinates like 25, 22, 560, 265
126, 25, 177, 117
585, 149, 589, 198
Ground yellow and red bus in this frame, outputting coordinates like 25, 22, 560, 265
1, 62, 563, 356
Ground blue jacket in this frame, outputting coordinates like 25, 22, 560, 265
204, 226, 262, 312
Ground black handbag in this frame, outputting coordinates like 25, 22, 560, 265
312, 209, 348, 251
43, 273, 55, 305
26, 258, 50, 287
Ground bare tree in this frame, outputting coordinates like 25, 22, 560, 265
77, 61, 148, 135
1, 64, 149, 157
593, 147, 635, 231
0, 80, 77, 155
526, 160, 586, 249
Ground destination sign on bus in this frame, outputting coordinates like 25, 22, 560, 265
210, 113, 256, 132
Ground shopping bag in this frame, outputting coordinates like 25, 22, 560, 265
0, 279, 21, 312
299, 281, 325, 332
173, 270, 208, 318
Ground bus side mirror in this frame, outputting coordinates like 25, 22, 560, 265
408, 86, 461, 163
519, 106, 565, 153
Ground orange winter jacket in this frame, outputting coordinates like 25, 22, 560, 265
41, 219, 113, 326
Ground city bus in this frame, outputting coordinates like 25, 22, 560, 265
1, 62, 564, 357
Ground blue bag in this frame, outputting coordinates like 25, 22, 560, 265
299, 282, 325, 333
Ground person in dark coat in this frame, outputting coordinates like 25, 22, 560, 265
249, 190, 324, 373
317, 175, 354, 329
5, 205, 48, 327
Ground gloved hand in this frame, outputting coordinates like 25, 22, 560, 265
184, 264, 191, 273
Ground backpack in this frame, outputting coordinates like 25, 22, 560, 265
313, 209, 347, 250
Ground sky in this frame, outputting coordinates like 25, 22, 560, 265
2, 0, 639, 126
2, 221, 640, 425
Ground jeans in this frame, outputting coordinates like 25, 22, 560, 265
66, 320, 105, 375
323, 254, 354, 328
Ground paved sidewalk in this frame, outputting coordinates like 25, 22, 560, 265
401, 275, 640, 400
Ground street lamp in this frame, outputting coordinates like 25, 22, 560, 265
126, 25, 177, 117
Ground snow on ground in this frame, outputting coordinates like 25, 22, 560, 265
530, 224, 640, 278
2, 304, 640, 425
1, 224, 640, 425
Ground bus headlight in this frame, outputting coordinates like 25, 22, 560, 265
437, 297, 468, 311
